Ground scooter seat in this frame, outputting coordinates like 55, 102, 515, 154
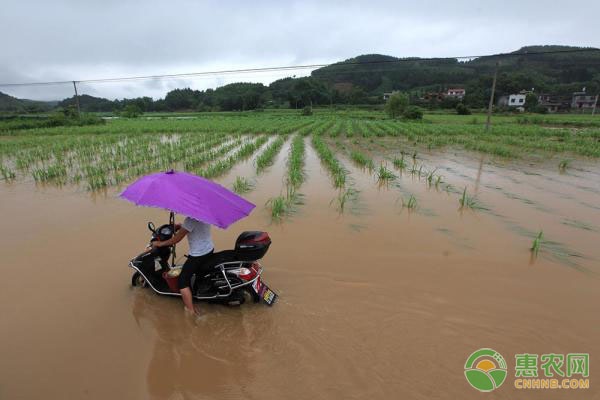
204, 250, 240, 269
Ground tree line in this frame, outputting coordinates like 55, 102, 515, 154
2, 45, 599, 113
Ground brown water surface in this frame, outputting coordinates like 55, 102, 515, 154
1, 144, 599, 399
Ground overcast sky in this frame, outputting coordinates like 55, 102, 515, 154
1, 0, 599, 101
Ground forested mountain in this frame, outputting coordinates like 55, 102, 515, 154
313, 45, 600, 107
2, 45, 599, 112
0, 91, 55, 112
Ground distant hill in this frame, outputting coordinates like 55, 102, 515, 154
58, 94, 117, 112
3, 45, 599, 111
0, 91, 55, 112
311, 45, 600, 105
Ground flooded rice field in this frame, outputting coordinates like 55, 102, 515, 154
1, 134, 599, 399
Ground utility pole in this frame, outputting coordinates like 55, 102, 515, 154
485, 61, 499, 132
592, 94, 598, 116
72, 81, 81, 118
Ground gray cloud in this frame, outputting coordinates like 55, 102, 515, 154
1, 0, 598, 100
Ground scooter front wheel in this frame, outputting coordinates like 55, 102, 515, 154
131, 271, 148, 288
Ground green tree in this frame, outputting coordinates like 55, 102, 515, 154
385, 92, 409, 118
121, 104, 142, 118
456, 103, 471, 115
402, 106, 423, 120
525, 93, 539, 112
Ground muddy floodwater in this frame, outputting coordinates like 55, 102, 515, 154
1, 141, 599, 400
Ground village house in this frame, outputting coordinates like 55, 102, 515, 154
571, 89, 598, 111
423, 92, 445, 101
497, 90, 531, 112
446, 88, 465, 99
383, 91, 399, 101
537, 93, 571, 113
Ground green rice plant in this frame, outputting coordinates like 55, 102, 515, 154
558, 159, 570, 172
266, 196, 287, 221
200, 136, 266, 178
32, 164, 67, 183
376, 163, 396, 183
255, 136, 285, 173
459, 187, 479, 209
0, 165, 16, 180
392, 154, 406, 170
426, 169, 438, 186
331, 187, 358, 213
350, 151, 374, 170
311, 135, 348, 189
286, 135, 305, 192
266, 189, 303, 222
232, 176, 253, 194
401, 195, 418, 210
408, 162, 420, 175
87, 175, 109, 191
531, 230, 543, 256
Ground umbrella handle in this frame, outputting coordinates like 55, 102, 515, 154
169, 211, 176, 268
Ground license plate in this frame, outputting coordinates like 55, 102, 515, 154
252, 278, 278, 306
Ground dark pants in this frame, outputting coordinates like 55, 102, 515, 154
178, 250, 214, 290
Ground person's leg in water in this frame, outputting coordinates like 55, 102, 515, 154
177, 251, 214, 314
180, 287, 196, 314
178, 256, 201, 314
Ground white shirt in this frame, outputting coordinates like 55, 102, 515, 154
182, 217, 214, 256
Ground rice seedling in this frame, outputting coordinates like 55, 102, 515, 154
401, 195, 418, 210
255, 136, 285, 173
331, 187, 358, 213
409, 162, 419, 176
286, 135, 306, 192
426, 169, 438, 186
392, 154, 406, 170
232, 176, 253, 194
311, 135, 348, 189
32, 164, 68, 183
255, 137, 285, 174
199, 136, 266, 178
376, 164, 396, 183
266, 196, 287, 221
0, 165, 16, 180
350, 151, 374, 170
531, 230, 543, 256
87, 175, 109, 191
458, 187, 479, 210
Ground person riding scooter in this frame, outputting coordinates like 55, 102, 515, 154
152, 217, 214, 314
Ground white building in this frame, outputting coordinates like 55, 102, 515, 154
446, 88, 466, 99
508, 93, 526, 111
383, 91, 399, 101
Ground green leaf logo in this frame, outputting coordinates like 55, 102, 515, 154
464, 348, 508, 392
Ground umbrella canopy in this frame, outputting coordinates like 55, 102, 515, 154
119, 170, 255, 229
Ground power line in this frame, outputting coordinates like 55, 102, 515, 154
0, 47, 598, 87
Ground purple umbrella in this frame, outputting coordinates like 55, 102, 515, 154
119, 170, 255, 229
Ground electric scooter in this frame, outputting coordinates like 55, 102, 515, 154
128, 221, 277, 306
